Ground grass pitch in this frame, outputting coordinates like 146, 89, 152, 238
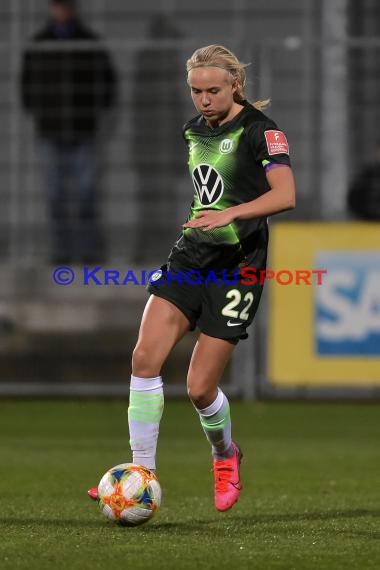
0, 400, 379, 570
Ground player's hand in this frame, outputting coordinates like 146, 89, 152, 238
183, 209, 235, 231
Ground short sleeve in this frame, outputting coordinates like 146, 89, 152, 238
247, 119, 291, 171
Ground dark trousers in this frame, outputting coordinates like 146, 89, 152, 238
40, 139, 103, 262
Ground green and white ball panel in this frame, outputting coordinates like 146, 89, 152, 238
149, 478, 162, 506
98, 472, 115, 497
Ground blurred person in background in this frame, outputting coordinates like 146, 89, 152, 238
20, 0, 118, 264
347, 139, 380, 221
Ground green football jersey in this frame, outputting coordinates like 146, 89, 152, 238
168, 102, 291, 271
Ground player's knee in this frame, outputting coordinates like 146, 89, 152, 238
132, 345, 161, 378
187, 382, 213, 409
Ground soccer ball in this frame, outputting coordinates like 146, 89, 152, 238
97, 463, 161, 526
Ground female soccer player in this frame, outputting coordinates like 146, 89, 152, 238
89, 45, 296, 512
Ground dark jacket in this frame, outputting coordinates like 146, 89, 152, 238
21, 19, 117, 142
347, 163, 380, 220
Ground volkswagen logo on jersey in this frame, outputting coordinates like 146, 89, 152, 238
192, 164, 224, 207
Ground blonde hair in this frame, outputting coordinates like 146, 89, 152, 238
186, 44, 270, 111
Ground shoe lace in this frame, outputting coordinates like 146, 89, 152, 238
214, 459, 234, 493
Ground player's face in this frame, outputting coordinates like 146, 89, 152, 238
188, 67, 238, 127
49, 4, 75, 24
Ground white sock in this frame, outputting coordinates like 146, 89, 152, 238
127, 375, 164, 471
195, 388, 233, 459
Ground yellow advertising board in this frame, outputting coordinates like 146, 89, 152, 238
268, 223, 380, 387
